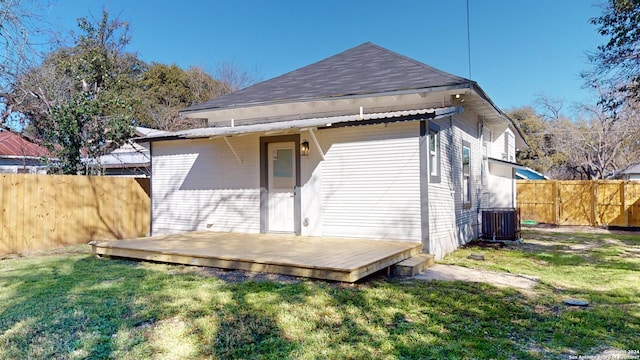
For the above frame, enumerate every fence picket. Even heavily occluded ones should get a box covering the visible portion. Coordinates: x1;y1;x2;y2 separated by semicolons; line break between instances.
0;174;150;256
517;180;640;227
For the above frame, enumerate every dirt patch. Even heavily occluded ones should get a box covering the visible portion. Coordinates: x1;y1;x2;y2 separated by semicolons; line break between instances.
413;264;539;290
524;225;638;236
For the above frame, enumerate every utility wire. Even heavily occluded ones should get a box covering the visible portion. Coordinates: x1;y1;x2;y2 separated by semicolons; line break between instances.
466;0;472;79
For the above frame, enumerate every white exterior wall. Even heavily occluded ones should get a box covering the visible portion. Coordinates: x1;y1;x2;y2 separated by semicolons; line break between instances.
307;122;422;242
453;112;483;250
427;117;457;259
491;128;516;162
486;125;518;208
487;163;516;208
426;112;485;259
150;111;509;259
151;136;261;235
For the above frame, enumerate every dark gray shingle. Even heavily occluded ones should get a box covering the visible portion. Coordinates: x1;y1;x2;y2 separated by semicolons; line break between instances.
182;42;470;113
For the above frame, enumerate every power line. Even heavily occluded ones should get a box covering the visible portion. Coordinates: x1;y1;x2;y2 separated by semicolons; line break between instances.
466;0;472;79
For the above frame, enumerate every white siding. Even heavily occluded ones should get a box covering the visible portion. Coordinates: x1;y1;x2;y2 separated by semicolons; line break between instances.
427;112;484;259
491;128;516;162
151;136;261;235
454;113;483;246
317;122;422;242
427;117;457;259
487;163;515;208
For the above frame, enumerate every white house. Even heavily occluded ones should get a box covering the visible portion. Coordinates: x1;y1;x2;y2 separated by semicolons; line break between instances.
614;163;640;180
140;43;526;259
95;127;166;177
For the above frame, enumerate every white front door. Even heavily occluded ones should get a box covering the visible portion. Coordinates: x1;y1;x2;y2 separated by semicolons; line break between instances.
268;142;295;232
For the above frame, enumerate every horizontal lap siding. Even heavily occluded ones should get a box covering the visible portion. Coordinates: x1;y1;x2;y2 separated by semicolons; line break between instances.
152;137;260;235
428;118;456;259
320;122;421;242
454;114;482;242
427;114;482;258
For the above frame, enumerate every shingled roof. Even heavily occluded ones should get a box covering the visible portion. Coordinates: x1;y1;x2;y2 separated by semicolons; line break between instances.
182;42;471;113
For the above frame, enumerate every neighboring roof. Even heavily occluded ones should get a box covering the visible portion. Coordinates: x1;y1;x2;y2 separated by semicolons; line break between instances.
182;42;471;113
135;126;168;138
94;127;159;168
98;150;150;169
620;163;640;175
141;106;462;141
0;130;49;157
515;167;548;180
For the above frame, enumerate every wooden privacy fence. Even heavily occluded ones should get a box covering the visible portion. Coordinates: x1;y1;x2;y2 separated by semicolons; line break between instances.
0;174;150;256
517;180;640;227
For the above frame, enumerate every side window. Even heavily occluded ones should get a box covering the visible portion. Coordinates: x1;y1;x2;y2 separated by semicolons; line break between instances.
504;132;514;162
462;141;471;209
429;123;440;183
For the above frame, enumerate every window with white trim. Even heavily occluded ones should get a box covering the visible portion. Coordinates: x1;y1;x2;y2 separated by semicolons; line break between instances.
462;141;471;209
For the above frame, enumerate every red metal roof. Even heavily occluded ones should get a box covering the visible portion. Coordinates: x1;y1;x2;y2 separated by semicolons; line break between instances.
0;131;50;157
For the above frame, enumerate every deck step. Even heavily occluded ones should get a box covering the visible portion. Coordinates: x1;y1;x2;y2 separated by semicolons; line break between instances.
394;254;435;277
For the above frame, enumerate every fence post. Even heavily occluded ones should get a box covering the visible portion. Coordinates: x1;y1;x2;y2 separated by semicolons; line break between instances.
592;181;597;227
623;181;629;227
554;180;560;225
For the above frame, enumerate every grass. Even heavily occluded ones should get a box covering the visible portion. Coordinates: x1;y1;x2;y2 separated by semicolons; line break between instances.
0;230;639;359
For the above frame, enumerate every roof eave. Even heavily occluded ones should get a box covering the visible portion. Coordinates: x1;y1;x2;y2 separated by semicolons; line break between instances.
141;106;463;143
470;83;528;150
179;83;473;118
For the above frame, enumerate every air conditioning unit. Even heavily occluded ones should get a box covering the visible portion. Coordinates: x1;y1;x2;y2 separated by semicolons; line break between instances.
481;208;521;241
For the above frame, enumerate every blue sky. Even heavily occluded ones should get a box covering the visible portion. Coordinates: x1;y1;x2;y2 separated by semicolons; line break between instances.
43;0;606;113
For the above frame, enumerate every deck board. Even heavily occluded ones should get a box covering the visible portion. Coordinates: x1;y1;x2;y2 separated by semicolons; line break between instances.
91;231;422;282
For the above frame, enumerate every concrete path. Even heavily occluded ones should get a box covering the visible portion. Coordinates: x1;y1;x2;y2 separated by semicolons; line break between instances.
414;264;539;290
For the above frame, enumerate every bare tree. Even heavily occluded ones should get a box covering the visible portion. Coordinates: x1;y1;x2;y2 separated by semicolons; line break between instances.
552;98;640;179
0;0;55;127
214;60;259;92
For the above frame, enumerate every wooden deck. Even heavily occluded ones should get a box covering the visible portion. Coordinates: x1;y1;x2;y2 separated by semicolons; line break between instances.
91;231;422;282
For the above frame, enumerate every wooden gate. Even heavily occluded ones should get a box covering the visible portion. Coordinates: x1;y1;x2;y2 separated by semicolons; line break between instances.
558;181;594;226
517;180;640;227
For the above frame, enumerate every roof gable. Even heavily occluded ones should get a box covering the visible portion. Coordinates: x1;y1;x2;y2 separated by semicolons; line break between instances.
183;42;470;112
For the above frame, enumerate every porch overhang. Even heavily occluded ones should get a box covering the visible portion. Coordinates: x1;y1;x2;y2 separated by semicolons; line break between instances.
488;157;527;169
135;106;463;143
488;157;528;176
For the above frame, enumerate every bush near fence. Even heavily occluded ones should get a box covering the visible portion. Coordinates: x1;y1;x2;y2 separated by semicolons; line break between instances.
0;174;150;256
517;180;640;227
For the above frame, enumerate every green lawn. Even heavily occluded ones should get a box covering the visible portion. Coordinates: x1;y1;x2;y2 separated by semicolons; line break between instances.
1;229;639;359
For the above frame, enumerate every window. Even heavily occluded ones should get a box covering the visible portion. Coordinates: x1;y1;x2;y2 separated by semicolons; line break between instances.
428;123;440;183
504;132;514;162
462;141;471;209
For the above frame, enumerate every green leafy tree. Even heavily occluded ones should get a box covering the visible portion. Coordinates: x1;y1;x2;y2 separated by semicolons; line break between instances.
586;0;640;105
508;106;561;176
135;63;231;131
13;10;139;174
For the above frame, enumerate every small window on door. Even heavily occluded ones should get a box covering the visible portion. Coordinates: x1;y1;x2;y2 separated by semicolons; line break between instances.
272;148;294;189
462;141;471;209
